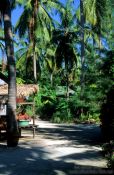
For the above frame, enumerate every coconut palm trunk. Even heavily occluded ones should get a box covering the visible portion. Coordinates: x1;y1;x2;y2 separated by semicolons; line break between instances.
65;58;69;99
80;0;85;95
3;0;19;147
29;0;39;83
33;50;37;82
50;73;53;87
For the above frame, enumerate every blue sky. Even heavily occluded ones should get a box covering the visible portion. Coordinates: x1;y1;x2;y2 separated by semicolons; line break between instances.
12;0;80;25
12;6;23;26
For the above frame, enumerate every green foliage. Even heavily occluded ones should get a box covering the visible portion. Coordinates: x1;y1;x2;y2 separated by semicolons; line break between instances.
102;141;114;169
68;86;100;121
110;153;114;169
34;82;100;124
34;84;74;123
51;98;73;123
16;77;25;84
51;109;73;123
2;0;113;127
34;85;56;119
25;106;34;117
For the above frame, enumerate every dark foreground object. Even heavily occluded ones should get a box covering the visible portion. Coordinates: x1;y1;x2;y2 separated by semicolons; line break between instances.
7;131;19;147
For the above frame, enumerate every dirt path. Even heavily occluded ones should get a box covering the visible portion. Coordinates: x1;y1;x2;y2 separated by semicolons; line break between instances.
0;120;113;175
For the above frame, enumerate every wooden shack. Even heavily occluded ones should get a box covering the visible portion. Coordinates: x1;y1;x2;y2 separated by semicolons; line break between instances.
0;84;38;99
0;84;39;134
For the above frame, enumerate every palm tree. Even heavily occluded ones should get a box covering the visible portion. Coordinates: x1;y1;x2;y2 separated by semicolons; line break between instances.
77;0;108;92
52;0;77;97
44;45;56;86
15;38;42;83
0;0;19;147
15;0;62;83
16;0;39;82
80;0;85;93
105;0;114;49
83;0;108;49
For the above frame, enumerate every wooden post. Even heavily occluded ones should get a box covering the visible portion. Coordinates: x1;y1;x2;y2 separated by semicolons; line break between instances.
33;102;35;138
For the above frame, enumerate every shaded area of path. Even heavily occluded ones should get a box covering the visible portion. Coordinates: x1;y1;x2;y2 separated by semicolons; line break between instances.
0;120;113;175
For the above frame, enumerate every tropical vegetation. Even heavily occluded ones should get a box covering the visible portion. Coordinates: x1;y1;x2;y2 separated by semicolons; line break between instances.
0;0;114;149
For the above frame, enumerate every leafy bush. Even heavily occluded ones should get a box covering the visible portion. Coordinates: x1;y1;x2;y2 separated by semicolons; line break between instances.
68;90;100;123
35;86;56;119
40;102;56;120
25;106;34;117
69;95;89;118
102;141;114;170
51;109;73;123
34;83;101;123
34;84;74;123
51;98;73;123
110;154;114;169
16;77;25;84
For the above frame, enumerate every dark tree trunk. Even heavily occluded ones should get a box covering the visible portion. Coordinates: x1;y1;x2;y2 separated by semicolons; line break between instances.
3;0;19;147
80;0;85;95
65;59;69;99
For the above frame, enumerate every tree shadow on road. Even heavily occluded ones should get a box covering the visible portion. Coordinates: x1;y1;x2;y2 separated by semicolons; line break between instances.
36;124;103;146
0;123;113;174
0;141;113;175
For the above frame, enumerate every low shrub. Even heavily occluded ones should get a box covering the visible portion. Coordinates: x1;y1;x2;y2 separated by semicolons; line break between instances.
51;108;73;123
102;141;114;170
35;86;56;120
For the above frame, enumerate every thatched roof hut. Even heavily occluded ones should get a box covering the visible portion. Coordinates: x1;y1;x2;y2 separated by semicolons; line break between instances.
0;84;39;104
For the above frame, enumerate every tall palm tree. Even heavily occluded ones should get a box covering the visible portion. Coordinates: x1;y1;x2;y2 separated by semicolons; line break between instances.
16;0;39;82
80;0;85;93
15;38;42;83
44;45;56;86
0;0;19;147
52;0;77;97
83;0;107;49
77;0;108;93
15;0;62;83
106;0;114;49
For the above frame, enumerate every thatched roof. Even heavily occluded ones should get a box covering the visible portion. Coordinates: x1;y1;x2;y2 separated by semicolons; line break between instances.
0;84;39;99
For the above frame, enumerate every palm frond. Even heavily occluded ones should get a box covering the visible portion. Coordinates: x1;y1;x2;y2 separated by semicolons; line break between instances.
16;52;26;69
15;47;27;60
0;41;5;54
15;8;31;38
42;0;64;15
